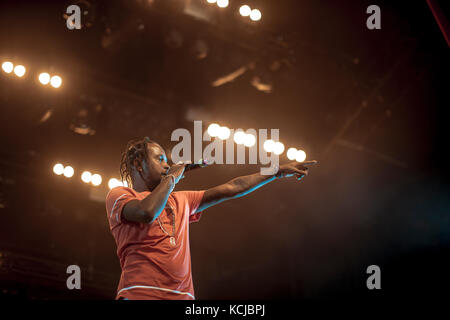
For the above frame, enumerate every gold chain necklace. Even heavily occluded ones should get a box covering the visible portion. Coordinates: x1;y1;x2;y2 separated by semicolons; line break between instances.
157;205;176;246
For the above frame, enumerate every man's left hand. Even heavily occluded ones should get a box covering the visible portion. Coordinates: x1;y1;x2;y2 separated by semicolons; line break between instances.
276;160;318;180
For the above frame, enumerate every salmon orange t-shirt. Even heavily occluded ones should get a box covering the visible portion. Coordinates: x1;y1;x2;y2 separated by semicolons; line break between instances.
105;186;205;300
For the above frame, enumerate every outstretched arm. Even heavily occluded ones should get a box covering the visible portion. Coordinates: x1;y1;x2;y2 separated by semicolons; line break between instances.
197;160;317;212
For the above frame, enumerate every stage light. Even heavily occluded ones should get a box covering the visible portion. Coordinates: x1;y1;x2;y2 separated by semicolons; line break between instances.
53;163;64;175
217;0;229;8
108;178;121;189
50;75;62;88
233;130;246;145
108;179;129;188
63;166;74;178
273;142;285;155
207;0;217;3
295;150;306;162
263;139;275;152
250;9;261;21
13;65;26;77
81;171;92;183
207;123;220;137
38;72;50;85
287;148;297;160
91;174;102;186
243;134;256;147
239;5;251;17
218;126;231;140
2;62;13;73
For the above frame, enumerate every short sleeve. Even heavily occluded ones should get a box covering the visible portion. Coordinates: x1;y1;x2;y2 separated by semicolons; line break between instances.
105;187;137;230
180;190;206;223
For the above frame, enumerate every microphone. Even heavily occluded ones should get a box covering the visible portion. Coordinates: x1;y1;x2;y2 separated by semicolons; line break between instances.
182;159;210;172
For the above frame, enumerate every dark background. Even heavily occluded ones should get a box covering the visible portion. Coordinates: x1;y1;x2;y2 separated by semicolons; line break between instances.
0;0;448;300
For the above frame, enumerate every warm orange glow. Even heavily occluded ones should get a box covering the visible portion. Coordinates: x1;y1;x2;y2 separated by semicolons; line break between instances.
250;9;262;21
217;0;229;8
13;65;26;77
287;148;297;160
239;5;251;17
295;150;307;162
53;163;64;175
263;140;275;152
207;123;220;137
50;75;62;88
91;174;102;186
81;171;92;183
39;73;51;85
63;166;74;178
2;62;13;73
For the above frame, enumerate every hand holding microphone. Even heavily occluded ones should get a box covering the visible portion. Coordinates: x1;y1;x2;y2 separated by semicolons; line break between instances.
183;158;210;172
168;159;211;185
166;164;186;184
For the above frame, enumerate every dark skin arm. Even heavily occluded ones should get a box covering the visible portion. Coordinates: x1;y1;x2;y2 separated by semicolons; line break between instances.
122;164;186;224
197;160;317;212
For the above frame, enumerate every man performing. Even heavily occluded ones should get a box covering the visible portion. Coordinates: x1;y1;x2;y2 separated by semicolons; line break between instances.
105;137;317;300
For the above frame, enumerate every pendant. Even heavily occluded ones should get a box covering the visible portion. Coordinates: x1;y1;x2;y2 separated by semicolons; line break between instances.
170;236;176;246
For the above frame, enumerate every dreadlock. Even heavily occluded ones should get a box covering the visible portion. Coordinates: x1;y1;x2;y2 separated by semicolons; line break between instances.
119;136;157;189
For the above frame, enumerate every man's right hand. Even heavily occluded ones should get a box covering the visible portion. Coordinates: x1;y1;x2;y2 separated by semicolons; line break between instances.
166;163;186;184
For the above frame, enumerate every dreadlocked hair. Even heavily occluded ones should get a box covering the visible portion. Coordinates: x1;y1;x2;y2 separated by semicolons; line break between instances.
119;136;157;189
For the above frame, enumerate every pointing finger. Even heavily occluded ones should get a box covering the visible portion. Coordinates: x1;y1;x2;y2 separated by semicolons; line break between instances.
302;160;318;166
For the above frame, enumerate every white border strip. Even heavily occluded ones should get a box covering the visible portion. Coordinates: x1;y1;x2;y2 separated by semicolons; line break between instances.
118;285;195;299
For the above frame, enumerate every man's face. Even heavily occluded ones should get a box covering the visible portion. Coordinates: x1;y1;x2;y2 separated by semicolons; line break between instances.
136;143;170;188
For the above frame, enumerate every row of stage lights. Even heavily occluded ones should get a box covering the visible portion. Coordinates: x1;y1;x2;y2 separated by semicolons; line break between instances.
206;123;308;162
52;163;127;189
2;61;62;88
52;121;307;190
205;0;262;21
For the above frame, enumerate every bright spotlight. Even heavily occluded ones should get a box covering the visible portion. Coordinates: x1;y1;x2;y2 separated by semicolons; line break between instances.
207;123;221;137
207;0;217;3
81;171;92;183
63;166;74;178
13;65;26;77
217;0;229;8
273;142;285;155
108;178;122;189
50;75;62;88
295;150;307;163
239;5;251;17
53;163;64;175
250;9;262;21
287;148;297;160
243;134;256;147
39;73;50;85
233;130;246;145
2;62;13;73
91;174;102;186
263;139;275;153
218;126;231;140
